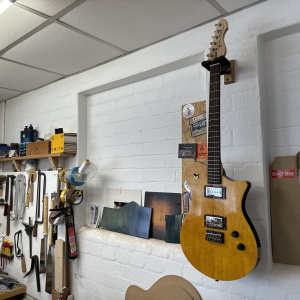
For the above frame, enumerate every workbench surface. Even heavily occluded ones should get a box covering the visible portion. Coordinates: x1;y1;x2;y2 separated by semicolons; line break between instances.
0;284;26;300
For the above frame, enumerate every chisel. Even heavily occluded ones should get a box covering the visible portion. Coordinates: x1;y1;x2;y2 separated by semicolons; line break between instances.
46;197;54;293
29;170;36;203
45;246;52;294
48;199;54;246
26;176;30;208
40;194;48;274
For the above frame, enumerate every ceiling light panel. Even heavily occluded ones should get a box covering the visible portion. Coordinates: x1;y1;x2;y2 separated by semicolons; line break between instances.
59;0;221;51
18;0;77;16
0;87;22;101
0;4;45;51
215;0;260;13
0;59;62;91
3;23;124;75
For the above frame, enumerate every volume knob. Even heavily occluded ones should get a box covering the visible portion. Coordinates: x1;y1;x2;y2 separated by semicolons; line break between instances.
231;231;239;238
237;243;245;251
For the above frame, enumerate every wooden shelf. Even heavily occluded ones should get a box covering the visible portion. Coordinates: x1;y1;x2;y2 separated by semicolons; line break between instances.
0;153;76;171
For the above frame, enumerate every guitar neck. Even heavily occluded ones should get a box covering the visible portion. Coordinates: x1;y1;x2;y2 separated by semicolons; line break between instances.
207;63;221;185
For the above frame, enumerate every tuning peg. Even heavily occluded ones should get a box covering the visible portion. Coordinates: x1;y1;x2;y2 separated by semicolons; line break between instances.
207;54;212;58
214;24;218;26
214;30;220;33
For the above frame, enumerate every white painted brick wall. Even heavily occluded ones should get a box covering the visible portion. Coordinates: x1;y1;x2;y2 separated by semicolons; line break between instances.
266;32;300;162
86;63;205;207
83;53;267;300
73;227;300;300
1;92;78;171
1;1;300;299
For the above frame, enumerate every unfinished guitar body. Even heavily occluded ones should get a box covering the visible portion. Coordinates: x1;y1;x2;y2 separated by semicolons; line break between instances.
125;275;201;300
180;161;261;281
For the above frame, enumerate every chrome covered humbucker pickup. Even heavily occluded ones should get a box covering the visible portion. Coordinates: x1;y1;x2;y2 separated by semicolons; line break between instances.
204;185;226;199
204;214;226;230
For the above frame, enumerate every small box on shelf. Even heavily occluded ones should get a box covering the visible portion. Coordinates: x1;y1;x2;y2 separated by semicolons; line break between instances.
51;133;77;154
26;141;51;156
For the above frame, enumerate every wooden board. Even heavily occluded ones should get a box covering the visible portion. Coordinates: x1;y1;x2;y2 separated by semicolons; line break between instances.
55;239;65;293
0;284;26;300
144;192;181;240
182;101;207;215
100;202;152;239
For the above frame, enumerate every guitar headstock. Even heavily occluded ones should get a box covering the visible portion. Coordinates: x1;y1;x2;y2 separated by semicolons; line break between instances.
207;19;228;60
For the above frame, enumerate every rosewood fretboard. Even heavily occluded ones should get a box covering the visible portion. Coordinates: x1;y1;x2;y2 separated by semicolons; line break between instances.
207;63;221;185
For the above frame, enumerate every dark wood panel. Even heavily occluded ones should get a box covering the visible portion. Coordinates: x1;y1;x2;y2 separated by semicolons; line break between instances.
144;192;181;241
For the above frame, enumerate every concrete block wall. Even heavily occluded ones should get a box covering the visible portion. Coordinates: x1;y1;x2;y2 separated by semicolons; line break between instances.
265;31;300;162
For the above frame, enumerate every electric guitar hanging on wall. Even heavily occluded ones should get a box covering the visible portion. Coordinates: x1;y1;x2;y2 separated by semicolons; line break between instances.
180;19;261;281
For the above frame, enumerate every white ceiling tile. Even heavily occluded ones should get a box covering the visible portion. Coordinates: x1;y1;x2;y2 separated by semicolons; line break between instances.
0;4;45;51
0;59;62;91
215;0;261;13
3;23;124;75
59;0;221;51
0;88;22;101
18;0;76;16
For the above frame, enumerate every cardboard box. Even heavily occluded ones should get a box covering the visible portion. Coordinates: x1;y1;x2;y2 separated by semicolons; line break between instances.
26;141;50;156
270;152;300;265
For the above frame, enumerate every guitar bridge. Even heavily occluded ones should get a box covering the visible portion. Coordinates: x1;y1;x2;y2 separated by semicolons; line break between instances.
205;230;224;244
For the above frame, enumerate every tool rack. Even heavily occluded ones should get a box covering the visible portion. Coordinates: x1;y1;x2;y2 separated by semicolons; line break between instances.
1;251;14;261
0;153;75;172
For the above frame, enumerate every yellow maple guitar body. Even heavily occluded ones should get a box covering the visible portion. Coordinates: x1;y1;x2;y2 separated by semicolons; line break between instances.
180;161;261;281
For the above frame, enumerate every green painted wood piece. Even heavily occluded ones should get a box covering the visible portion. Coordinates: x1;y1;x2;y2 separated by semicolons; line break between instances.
100;202;152;239
165;215;182;244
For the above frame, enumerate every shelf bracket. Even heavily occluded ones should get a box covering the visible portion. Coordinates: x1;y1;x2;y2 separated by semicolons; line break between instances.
12;160;22;172
49;157;58;170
